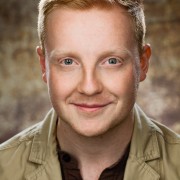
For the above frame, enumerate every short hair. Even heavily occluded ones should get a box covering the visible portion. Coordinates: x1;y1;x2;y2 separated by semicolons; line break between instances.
38;0;146;55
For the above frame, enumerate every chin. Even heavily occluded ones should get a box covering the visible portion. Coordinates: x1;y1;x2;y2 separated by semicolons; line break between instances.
72;123;113;138
76;130;106;138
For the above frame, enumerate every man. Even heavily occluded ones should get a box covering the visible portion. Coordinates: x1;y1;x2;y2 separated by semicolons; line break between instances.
0;0;179;179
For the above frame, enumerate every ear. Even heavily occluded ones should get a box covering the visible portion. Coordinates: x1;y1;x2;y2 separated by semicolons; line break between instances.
36;46;47;83
140;44;151;82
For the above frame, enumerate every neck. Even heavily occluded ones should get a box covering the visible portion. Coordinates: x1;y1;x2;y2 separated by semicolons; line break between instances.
56;113;134;179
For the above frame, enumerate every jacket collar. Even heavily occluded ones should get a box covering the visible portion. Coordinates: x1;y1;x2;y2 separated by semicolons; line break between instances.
25;109;61;180
28;105;162;164
28;109;58;165
130;105;161;161
124;105;161;180
27;105;162;179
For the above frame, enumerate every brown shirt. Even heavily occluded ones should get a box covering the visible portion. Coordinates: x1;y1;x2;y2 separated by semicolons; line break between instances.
57;144;130;180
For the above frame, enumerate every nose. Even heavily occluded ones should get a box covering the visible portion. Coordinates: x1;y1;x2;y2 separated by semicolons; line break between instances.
77;68;103;96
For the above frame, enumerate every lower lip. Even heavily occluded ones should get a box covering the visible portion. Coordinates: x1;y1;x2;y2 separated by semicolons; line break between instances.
74;105;107;113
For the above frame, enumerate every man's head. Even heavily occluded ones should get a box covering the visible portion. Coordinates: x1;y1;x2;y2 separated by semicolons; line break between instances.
37;0;151;137
38;0;146;55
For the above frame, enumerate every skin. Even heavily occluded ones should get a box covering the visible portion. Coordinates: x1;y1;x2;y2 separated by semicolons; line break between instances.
37;5;151;180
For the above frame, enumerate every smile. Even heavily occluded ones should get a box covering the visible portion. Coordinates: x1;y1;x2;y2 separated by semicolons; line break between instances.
72;103;111;113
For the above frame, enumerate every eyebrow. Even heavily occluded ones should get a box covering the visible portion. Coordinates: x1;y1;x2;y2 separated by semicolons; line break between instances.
48;47;133;61
99;48;133;59
49;49;77;59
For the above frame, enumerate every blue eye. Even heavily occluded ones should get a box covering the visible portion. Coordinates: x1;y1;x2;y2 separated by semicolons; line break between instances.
63;58;73;65
108;58;119;64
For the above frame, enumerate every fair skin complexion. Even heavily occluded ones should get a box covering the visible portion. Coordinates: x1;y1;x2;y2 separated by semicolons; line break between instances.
37;5;151;180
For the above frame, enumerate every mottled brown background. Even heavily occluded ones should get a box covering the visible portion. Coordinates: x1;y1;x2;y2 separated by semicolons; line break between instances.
0;0;179;143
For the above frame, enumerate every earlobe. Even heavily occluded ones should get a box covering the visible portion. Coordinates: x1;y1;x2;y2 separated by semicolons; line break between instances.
36;46;47;83
140;44;151;82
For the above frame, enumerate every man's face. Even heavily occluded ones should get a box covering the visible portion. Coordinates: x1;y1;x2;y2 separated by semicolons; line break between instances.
38;6;150;137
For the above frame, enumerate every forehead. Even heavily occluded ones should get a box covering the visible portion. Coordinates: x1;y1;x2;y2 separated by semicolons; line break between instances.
45;5;137;56
45;5;133;32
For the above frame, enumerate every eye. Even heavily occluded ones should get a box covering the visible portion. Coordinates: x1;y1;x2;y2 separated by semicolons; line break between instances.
58;58;79;66
62;58;74;65
108;58;120;64
102;57;123;66
58;57;80;68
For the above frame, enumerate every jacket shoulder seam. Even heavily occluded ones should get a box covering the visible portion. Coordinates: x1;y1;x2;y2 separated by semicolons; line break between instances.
0;124;41;150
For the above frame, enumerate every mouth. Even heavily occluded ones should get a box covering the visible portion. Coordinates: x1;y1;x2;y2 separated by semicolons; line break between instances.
71;103;111;113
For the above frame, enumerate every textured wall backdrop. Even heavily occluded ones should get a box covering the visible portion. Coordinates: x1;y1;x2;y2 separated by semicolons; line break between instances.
0;0;180;143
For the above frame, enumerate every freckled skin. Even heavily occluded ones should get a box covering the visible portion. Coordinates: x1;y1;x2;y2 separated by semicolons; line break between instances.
37;6;150;137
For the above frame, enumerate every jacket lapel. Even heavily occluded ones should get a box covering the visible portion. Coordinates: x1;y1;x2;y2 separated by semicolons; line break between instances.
24;109;63;180
24;105;163;180
124;105;162;180
124;157;160;180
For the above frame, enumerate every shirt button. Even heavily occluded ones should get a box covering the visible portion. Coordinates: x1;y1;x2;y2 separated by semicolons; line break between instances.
62;154;71;163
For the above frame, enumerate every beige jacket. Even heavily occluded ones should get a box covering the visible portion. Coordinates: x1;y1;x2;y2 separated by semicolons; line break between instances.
0;105;180;180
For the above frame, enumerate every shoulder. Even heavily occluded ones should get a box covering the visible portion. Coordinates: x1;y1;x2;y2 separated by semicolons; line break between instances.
134;105;180;177
0;122;42;178
134;104;180;145
152;119;180;161
152;119;180;144
134;104;180;162
0;108;56;151
151;120;180;177
0;109;58;179
0;121;42;150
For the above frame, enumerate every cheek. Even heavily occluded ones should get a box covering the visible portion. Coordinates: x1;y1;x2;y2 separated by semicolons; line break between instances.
101;66;136;95
47;67;79;100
